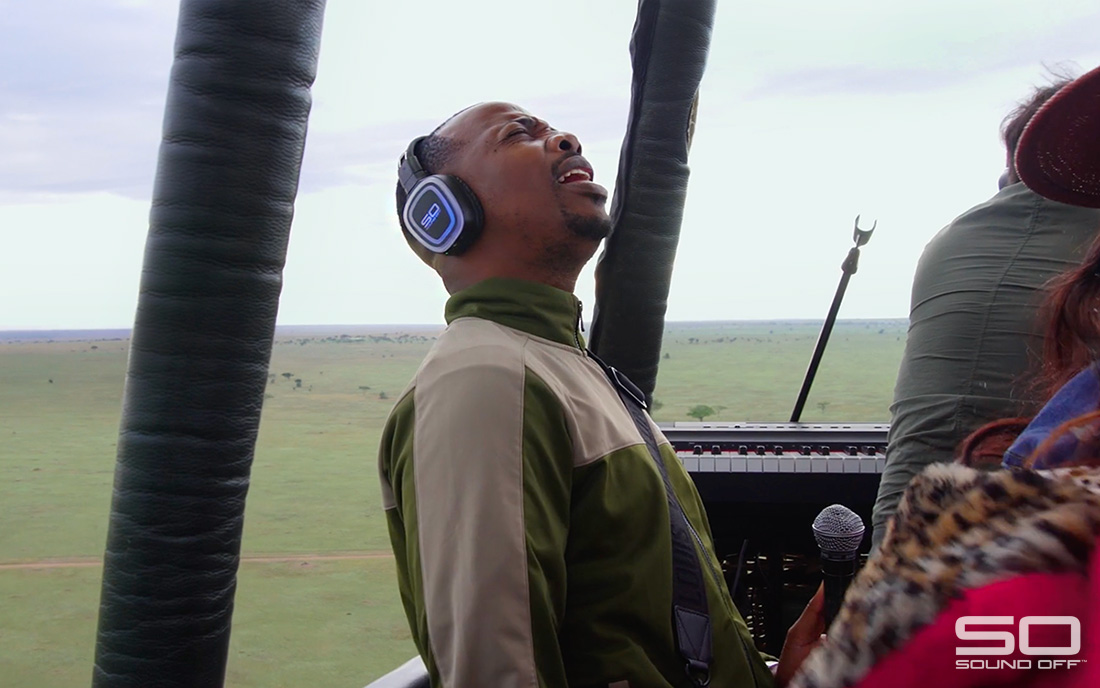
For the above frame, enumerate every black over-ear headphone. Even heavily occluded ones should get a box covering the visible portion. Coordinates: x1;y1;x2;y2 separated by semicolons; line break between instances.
397;136;485;255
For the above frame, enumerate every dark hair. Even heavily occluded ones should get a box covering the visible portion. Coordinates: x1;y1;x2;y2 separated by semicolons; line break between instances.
1000;75;1074;180
1037;236;1100;395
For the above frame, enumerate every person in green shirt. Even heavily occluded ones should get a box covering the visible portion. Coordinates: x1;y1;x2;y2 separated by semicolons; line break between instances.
871;77;1100;547
378;102;824;688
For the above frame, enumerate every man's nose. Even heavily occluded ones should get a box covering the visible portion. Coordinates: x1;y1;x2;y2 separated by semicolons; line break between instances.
548;131;582;155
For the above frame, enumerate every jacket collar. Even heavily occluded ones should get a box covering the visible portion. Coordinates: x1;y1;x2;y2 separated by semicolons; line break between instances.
444;277;585;349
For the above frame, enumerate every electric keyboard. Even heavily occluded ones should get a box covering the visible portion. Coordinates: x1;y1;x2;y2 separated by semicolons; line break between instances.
661;422;887;505
659;421;888;543
660;422;889;652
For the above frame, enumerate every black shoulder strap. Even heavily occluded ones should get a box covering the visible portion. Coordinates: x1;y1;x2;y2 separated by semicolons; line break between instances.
587;351;713;687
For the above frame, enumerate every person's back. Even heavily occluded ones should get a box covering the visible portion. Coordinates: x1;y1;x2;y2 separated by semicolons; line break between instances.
792;66;1100;688
872;79;1100;546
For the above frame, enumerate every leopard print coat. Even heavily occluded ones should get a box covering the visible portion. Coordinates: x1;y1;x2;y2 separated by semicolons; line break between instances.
790;463;1100;688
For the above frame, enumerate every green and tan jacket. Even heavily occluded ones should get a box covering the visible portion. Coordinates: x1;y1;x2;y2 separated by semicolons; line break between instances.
379;278;772;688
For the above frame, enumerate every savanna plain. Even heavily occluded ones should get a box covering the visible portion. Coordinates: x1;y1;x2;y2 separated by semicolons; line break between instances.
0;320;906;687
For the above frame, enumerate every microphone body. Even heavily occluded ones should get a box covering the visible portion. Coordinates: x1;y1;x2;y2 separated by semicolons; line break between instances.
819;550;859;627
812;504;865;628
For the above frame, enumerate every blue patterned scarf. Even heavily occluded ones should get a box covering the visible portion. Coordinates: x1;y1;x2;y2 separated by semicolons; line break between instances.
1003;363;1100;469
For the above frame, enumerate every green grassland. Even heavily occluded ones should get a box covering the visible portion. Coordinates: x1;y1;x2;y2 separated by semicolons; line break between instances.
0;320;906;686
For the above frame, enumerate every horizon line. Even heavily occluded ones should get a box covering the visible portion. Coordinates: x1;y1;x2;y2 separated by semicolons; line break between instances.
0;316;910;334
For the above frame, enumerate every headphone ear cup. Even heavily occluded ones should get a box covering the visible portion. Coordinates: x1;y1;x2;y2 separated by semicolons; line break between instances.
435;175;484;255
401;173;483;256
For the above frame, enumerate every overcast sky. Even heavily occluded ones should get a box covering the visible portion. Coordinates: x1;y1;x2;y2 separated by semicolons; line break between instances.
2;0;1099;329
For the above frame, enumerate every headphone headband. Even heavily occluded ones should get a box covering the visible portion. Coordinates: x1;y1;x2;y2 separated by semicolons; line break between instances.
398;136;427;194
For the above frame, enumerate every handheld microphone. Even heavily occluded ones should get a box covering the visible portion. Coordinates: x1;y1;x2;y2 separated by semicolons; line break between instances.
812;504;865;628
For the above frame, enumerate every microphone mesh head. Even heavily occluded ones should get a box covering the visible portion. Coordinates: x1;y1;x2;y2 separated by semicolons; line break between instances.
812;504;865;555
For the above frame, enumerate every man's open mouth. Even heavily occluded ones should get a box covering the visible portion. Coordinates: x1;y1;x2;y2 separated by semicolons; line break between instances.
553;154;607;202
557;168;593;184
555;156;595;184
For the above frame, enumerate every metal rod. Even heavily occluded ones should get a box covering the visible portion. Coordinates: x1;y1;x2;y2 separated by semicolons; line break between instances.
790;217;876;423
790;268;853;422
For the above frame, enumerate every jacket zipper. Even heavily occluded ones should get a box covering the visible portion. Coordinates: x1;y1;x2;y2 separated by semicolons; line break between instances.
575;300;585;350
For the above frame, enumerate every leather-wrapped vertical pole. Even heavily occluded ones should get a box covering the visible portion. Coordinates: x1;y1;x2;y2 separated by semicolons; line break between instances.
93;2;326;686
589;0;717;402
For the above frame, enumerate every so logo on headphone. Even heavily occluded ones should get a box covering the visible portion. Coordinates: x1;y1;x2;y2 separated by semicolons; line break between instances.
397;136;485;255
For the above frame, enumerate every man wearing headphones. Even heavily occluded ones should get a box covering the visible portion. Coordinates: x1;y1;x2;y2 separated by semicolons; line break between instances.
378;102;823;688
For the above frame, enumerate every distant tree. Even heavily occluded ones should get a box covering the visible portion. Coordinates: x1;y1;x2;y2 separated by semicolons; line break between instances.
48;379;53;384
379;391;388;400
295;379;302;388
281;372;293;381
651;399;664;411
687;405;716;422
817;401;830;414
358;385;371;392
663;352;670;360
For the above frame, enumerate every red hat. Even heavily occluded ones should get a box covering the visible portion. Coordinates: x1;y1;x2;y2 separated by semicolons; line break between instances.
1015;64;1100;208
